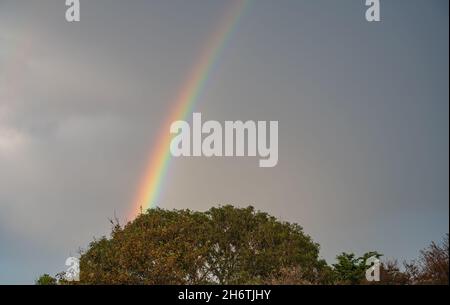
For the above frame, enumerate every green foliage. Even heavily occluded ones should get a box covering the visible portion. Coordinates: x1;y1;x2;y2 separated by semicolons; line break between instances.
78;205;331;284
35;274;57;285
205;206;328;284
332;251;382;285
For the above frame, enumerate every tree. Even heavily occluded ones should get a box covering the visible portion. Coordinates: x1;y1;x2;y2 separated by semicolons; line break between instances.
405;234;449;285
204;206;330;284
371;234;449;285
375;260;410;285
80;208;211;284
35;274;57;285
78;205;330;284
333;252;382;285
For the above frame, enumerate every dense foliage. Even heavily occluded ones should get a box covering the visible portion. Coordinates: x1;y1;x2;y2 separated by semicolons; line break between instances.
77;206;331;284
37;206;448;285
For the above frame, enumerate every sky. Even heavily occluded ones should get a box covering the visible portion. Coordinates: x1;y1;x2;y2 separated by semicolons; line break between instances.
0;0;448;284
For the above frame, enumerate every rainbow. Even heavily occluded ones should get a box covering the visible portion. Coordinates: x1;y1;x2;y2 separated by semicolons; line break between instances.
130;0;250;218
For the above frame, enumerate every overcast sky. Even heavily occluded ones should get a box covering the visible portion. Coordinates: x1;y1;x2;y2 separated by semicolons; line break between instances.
0;0;448;284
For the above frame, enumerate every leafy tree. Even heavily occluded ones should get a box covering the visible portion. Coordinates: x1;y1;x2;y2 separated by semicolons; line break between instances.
332;236;449;285
78;205;331;284
376;260;410;285
80;208;211;284
376;235;449;285
35;274;57;285
204;206;330;284
333;251;382;285
405;234;449;285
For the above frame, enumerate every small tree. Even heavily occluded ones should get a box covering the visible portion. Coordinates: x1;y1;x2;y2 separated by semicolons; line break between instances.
405;234;449;285
35;274;57;285
375;260;410;285
333;252;382;285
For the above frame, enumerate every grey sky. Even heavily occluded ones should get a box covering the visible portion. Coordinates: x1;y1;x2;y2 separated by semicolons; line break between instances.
0;0;448;284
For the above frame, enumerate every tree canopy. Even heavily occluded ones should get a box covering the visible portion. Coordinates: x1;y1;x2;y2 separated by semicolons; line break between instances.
35;274;57;285
332;252;382;284
78;205;331;284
